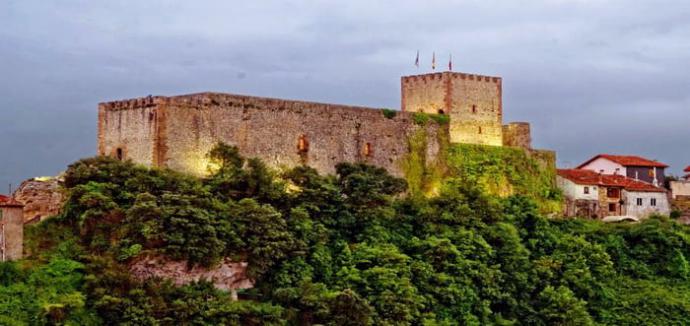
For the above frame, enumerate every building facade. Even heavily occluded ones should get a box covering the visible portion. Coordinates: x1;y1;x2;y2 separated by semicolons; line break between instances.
557;169;669;219
98;72;542;177
577;154;667;186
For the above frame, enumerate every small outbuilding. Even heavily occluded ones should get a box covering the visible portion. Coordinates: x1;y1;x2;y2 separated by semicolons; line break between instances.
0;194;24;261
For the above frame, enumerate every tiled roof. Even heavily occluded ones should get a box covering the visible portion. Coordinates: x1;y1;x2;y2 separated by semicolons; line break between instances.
0;194;23;207
685;166;690;173
577;154;668;168
557;169;666;193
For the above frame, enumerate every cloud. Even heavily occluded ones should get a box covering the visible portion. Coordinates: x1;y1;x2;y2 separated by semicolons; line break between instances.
1;0;689;189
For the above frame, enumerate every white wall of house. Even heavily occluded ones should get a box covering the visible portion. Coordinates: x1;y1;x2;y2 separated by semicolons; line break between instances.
580;158;626;176
623;191;670;218
557;176;599;201
670;181;690;199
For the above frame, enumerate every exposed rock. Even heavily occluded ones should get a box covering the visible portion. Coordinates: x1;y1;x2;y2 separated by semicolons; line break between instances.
129;255;253;298
13;176;64;223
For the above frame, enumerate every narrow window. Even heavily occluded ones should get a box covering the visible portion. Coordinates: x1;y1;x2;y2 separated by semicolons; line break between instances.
651;198;657;206
297;135;309;153
472;105;477;114
149;112;155;122
609;203;616;212
478;126;482;134
438;109;445;114
636;198;643;206
116;148;124;161
584;187;590;194
363;142;372;157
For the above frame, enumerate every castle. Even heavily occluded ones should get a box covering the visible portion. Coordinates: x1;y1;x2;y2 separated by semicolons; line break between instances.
98;71;536;177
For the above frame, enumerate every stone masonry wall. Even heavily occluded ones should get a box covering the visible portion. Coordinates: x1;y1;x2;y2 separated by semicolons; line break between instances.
448;73;503;146
98;96;165;166
1;204;23;261
401;72;503;146
503;122;532;149
100;93;443;178
401;72;447;115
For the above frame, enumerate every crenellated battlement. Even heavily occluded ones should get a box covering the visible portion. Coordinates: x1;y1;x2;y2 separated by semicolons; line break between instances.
99;96;166;111
402;71;501;84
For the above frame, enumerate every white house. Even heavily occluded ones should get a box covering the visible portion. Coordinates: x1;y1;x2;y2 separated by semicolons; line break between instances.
577;154;668;187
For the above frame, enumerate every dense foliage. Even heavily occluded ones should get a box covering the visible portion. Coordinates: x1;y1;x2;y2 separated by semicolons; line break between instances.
2;143;690;325
446;144;562;214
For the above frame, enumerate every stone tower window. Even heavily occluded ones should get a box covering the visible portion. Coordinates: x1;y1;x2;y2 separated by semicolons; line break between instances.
297;135;309;153
472;105;477;114
363;142;373;157
478;126;482;134
116;148;124;161
438;109;445;114
149;112;155;122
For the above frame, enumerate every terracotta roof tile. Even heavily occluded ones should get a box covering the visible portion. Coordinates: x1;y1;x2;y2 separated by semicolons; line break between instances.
557;169;666;193
577;154;668;168
0;194;24;207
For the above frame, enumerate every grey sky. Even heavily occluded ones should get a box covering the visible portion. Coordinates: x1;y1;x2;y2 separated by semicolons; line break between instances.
1;0;689;190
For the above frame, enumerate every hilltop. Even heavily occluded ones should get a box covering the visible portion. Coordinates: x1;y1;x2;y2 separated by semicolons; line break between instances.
1;144;689;325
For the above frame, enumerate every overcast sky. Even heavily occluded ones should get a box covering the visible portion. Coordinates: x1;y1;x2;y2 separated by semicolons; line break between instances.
1;0;689;190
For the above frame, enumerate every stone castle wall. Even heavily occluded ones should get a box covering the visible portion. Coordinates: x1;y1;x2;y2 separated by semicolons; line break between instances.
503;122;532;149
98;96;165;168
99;93;444;177
401;72;503;146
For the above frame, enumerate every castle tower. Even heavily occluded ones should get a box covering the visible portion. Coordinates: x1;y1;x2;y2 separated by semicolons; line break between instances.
401;72;503;146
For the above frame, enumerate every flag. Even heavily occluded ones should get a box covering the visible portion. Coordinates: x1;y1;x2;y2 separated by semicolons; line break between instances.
432;52;436;70
414;50;419;67
448;54;452;71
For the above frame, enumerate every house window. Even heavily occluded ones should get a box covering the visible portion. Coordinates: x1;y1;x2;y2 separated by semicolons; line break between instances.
648;169;654;177
584;187;590;194
116;148;124;161
472;105;477;114
607;188;620;198
363;142;372;157
297;135;309;153
609;203;617;212
636;198;643;206
651;198;657;206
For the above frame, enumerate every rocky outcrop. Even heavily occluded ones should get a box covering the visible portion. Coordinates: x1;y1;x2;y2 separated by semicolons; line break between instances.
13;177;64;223
129;255;253;299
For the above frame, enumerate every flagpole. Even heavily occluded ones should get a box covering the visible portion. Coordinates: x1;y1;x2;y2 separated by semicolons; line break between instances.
414;50;419;69
432;52;436;70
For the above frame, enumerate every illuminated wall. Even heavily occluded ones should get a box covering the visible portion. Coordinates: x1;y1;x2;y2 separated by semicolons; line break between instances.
401;72;503;146
99;93;444;177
